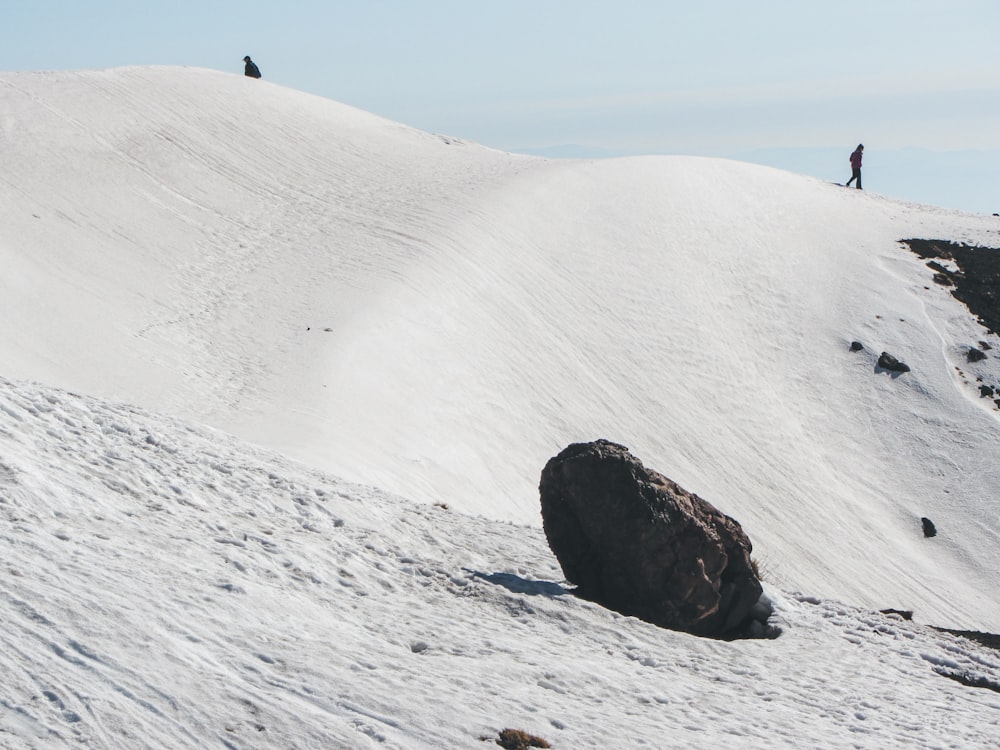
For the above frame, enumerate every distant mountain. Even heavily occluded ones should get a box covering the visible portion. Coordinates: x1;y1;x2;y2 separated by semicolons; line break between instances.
512;143;639;159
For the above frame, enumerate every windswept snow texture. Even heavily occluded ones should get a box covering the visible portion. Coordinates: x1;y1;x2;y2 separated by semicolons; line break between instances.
1;376;999;749
1;65;1000;746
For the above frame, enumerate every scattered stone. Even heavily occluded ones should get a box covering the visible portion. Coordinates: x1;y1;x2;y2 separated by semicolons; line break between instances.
926;260;955;287
539;440;771;639
496;728;551;749
980;385;995;399
850;341;864;352
921;517;937;538
877;352;911;373
967;347;987;363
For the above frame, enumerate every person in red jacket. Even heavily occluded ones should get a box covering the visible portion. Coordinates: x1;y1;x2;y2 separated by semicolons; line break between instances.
845;144;864;189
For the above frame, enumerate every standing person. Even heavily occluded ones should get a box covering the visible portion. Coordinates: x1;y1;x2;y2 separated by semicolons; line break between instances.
243;56;261;79
845;144;864;189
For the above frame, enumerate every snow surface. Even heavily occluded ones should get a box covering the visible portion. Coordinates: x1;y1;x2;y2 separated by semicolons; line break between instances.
1;66;1000;748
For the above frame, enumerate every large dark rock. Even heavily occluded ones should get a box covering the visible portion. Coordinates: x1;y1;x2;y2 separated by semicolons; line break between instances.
539;440;766;639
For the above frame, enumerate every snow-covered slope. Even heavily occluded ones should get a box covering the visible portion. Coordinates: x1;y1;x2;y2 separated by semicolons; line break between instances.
2;375;999;749
1;65;999;638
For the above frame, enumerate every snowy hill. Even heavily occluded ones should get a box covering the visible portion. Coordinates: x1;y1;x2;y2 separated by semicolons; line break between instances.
1;66;1000;746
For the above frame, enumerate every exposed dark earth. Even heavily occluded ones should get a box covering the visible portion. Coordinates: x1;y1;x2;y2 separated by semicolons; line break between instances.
902;238;1000;408
902;238;1000;336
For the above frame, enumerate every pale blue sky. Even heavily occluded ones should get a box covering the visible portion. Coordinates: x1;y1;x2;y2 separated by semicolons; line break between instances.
4;1;1000;210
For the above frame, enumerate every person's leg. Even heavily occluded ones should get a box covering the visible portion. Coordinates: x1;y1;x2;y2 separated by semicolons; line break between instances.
856;169;862;190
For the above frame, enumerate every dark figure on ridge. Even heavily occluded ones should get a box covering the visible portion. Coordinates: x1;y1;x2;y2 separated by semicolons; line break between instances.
845;143;863;189
243;56;261;79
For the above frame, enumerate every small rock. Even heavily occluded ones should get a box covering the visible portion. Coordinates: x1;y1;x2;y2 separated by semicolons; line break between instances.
878;352;910;372
921;517;937;538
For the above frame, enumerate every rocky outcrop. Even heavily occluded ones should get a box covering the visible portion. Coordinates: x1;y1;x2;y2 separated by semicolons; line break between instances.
902;239;1000;337
539;440;769;639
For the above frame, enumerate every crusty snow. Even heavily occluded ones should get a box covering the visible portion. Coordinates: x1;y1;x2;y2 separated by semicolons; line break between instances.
1;66;999;748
